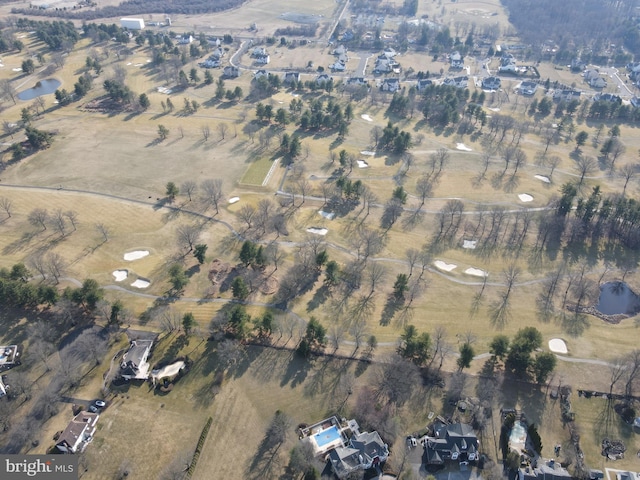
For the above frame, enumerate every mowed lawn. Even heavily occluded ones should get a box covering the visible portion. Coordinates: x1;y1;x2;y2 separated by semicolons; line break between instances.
73;343;359;480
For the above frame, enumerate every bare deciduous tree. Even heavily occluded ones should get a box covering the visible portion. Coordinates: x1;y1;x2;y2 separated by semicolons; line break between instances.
46;253;66;283
28;208;48;231
64;210;78;231
201;179;224;214
0;197;12;218
51;209;67;236
201;124;211;141
218;122;229;141
181;180;197;201
176;223;202;252
96;223;110;243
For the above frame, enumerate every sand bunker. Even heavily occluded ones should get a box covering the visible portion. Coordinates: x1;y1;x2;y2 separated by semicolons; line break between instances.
549;338;568;354
434;260;457;272
535;174;551;183
131;278;151;288
456;143;472;151
306;227;328;235
357;160;369;168
12;68;22;72
489;107;500;112
360;151;376;156
465;267;488;277
228;197;240;204
361;114;373;122
463;240;477;249
152;360;185;380
124;250;149;261
318;210;335;220
518;194;534;202
112;270;128;282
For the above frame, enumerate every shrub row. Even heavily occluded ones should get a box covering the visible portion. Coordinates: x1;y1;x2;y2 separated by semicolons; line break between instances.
187;416;213;477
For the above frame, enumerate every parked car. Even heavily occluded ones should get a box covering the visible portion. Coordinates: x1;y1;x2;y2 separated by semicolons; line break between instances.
94;400;106;408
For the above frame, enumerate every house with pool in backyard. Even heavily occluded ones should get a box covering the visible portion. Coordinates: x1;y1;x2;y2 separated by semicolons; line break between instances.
299;416;389;478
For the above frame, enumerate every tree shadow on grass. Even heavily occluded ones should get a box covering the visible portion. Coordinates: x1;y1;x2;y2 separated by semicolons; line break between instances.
280;350;312;388
306;285;331;312
380;296;402;326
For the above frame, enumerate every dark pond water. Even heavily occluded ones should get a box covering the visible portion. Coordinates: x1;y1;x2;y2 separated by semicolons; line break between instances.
596;281;640;315
17;78;61;101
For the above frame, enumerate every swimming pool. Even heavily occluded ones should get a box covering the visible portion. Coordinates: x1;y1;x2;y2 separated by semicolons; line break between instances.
510;421;527;447
313;425;341;448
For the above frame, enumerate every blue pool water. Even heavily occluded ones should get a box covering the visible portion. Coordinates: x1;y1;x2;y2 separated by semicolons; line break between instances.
314;425;341;448
510;421;527;445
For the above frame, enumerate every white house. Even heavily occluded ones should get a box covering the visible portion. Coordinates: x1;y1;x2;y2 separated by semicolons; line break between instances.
56;412;100;453
381;78;400;92
518;81;538;95
417;78;433;91
316;74;332;85
482;76;501;90
120;340;153;380
328;431;389;479
254;69;268;79
443;76;469;89
284;72;301;84
450;51;463;69
177;35;194;45
254;54;270;64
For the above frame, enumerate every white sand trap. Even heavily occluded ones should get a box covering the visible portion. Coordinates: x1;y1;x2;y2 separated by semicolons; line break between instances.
357;160;369;168
456;143;472;151
112;270;128;282
146;59;152;63
361;114;373;122
535;174;551;183
151;360;185;380
228;197;240;204
489;107;500;112
318;210;335;220
360;151;376;156
463;240;477;249
434;260;457;272
126;62;132;65
307;227;328;235
465;267;488;277
12;68;22;72
124;250;149;261
549;338;568;354
518;193;534;202
131;278;151;288
135;63;143;67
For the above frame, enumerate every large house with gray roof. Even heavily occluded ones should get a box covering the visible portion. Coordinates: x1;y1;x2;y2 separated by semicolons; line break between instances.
120;339;153;380
424;421;479;465
56;411;99;453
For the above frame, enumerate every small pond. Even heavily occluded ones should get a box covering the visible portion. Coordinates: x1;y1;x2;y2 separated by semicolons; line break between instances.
17;78;61;101
596;281;640;316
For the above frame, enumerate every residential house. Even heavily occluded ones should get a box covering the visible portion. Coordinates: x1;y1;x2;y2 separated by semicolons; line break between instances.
255;53;270;64
0;375;6;397
347;77;367;86
56;412;99;453
450;51;464;69
223;65;239;78
594;92;622;104
252;46;268;57
328;431;390;479
519;459;573;480
254;69;268;79
553;89;581;101
417;79;433;91
120;339;153;380
199;58;220;68
177;35;194;45
571;58;586;72
209;47;225;60
332;45;348;56
584;69;606;88
341;30;354;42
374;58;393;74
330;60;347;71
316;74;332;85
0;345;19;369
443;76;469;89
381;78;400;92
631;97;640;108
284;72;301;85
299;417;389;480
424;421;479;465
482;76;501;90
616;473;640;480
518;81;538;95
